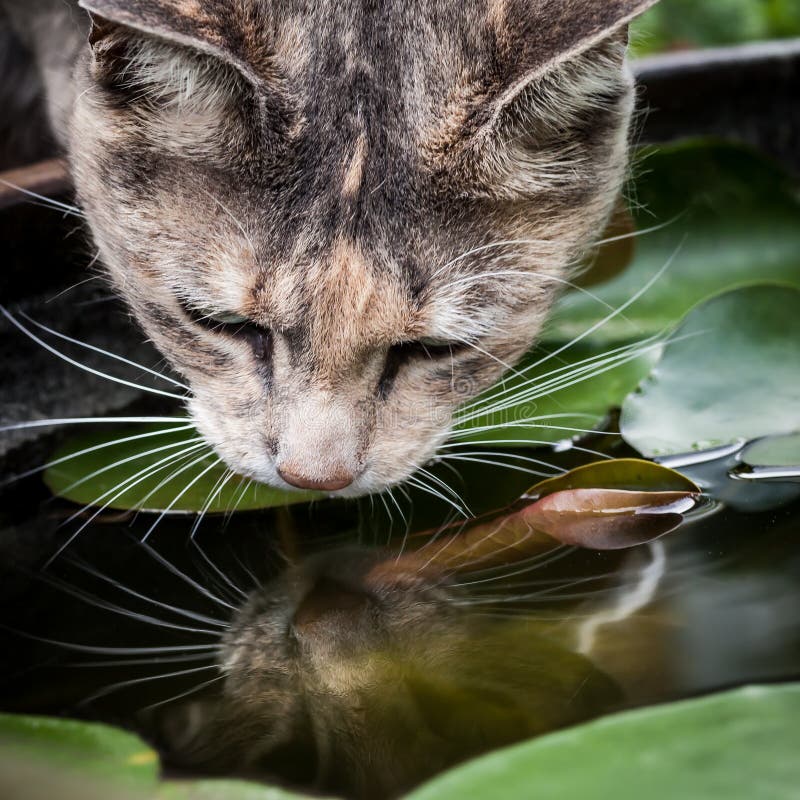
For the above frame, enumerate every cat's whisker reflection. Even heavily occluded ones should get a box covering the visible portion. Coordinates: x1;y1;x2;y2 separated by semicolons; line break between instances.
64;554;229;628
78;663;221;709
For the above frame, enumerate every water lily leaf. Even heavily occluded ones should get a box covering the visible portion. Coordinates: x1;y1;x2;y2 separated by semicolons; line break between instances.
741;433;800;470
620;285;800;458
0;715;326;800
43;425;317;513
0;713;158;792
453;343;659;446
531;458;698;497
544;142;800;346
405;459;699;571
407;684;800;800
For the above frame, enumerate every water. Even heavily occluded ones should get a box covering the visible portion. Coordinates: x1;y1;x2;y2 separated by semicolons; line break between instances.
1;435;798;798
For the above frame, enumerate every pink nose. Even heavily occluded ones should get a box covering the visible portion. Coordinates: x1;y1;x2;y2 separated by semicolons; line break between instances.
277;465;354;492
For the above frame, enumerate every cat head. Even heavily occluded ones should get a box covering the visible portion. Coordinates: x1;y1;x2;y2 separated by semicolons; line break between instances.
70;0;657;496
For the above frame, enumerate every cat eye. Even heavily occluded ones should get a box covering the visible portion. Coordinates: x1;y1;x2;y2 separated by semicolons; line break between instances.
180;303;273;359
199;309;251;326
391;338;470;360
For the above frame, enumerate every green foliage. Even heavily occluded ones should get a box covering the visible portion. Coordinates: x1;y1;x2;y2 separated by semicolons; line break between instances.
408;684;800;800
620;285;800;457
0;715;321;800
631;0;800;57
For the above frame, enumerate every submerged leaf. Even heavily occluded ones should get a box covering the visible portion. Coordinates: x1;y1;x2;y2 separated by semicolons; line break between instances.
620;285;800;458
43;425;317;513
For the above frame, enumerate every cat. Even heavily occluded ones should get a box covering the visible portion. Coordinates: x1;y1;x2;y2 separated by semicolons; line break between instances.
1;0;658;497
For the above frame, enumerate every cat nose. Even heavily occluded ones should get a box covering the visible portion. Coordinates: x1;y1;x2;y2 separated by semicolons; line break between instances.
277;464;354;492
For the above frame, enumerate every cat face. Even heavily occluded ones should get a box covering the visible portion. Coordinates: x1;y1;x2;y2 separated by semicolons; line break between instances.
69;0;655;495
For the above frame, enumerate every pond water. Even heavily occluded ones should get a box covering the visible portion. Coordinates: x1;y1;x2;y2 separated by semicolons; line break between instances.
1;436;798;799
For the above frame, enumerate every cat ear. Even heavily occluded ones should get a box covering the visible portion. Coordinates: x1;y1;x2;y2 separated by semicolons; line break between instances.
78;0;259;84
496;0;659;77
487;0;658;120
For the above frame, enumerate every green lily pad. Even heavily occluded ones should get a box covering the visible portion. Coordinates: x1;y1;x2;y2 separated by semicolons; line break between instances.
452;343;659;446
43;425;317;513
0;714;325;800
545;141;800;346
741;433;800;469
620;285;800;457
407;684;800;800
0;714;158;792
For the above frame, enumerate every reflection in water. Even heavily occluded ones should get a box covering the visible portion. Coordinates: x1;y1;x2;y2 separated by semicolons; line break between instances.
158;547;620;798
0;496;799;799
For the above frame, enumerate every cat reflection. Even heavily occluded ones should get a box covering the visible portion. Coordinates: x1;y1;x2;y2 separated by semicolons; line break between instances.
156;546;622;799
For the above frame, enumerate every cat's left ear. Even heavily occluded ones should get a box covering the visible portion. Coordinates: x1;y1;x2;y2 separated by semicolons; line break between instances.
498;0;659;77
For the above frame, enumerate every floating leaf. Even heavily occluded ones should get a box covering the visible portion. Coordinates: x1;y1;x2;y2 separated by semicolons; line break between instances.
43;425;318;513
545;142;800;346
405;460;699;572
620;285;800;458
532;458;698;497
740;433;800;471
0;714;324;800
0;714;158;793
453;344;658;446
407;684;800;800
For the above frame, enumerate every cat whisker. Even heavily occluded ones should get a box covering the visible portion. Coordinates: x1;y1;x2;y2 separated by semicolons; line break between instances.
19;311;190;390
46;441;208;567
447;545;576;589
64;555;229;628
415;466;472;515
141;456;225;542
0;415;188;434
438;453;557;479
189;467;235;540
0;625;221;656
30;571;223;637
0;305;187;401
404;474;470;519
57;437;207;520
140;672;227;713
0;178;84;217
77;663;221;708
453;335;656;420
135;539;237;611
65;652;216;669
189;537;249;604
45;274;104;303
0;423;195;488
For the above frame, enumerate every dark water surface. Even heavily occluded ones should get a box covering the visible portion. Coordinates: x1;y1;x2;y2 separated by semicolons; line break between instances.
0;439;798;798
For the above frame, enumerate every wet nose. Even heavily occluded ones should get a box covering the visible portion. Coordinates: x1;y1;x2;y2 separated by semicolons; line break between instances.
277;465;354;492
